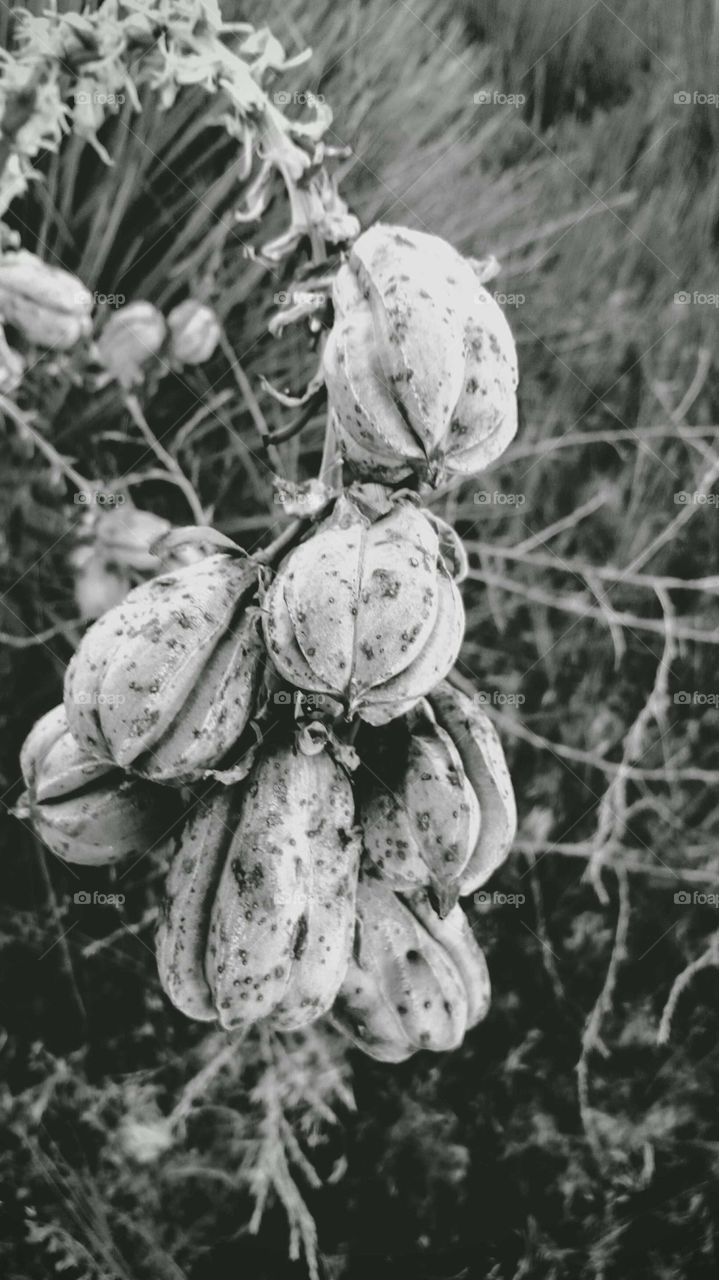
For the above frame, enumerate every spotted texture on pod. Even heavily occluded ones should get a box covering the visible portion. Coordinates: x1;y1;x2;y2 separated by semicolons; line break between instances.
323;224;518;484
156;789;237;1021
19;702;174;865
20;705;111;800
30;775;172;866
405;890;491;1028
263;497;465;725
361;711;480;915
272;760;361;1032
332;878;469;1061
64;554;264;784
206;742;358;1031
429;681;517;894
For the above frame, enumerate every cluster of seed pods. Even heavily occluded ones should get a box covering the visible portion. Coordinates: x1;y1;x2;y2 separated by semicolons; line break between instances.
18;221;519;1061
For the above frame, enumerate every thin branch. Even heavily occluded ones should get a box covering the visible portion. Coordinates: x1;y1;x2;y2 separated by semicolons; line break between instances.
658;933;719;1045
124;393;205;524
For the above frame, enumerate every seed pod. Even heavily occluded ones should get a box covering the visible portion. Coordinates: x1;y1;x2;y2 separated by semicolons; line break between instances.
263;494;465;725
167;300;221;365
0;250;93;348
332;878;469;1062
405;890;491;1028
323;224;518;484
428;681;516;894
156;789;236;1022
19;705;175;865
64;554;265;784
96;301;166;388
360;704;480;915
206;738;359;1032
70;503;173;621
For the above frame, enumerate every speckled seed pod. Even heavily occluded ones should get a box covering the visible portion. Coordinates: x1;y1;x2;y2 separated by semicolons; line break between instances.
0;250;93;349
263;495;465;726
360;703;480;915
331;878;469;1062
206;739;360;1032
19;704;175;865
404;889;491;1029
156;788;237;1021
323;224;518;484
64;554;265;784
428;681;517;894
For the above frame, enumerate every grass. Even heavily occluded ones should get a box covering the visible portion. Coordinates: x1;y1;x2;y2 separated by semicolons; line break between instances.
2;1;719;1277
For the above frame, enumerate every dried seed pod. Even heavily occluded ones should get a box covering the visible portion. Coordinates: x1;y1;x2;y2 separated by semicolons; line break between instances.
332;878;469;1062
167;299;221;365
0;250;93;348
95;301;166;388
156;789;237;1022
405;890;491;1028
19;705;175;866
70;503;173;621
263;494;465;725
323;224;518;484
360;704;480;915
64;554;265;784
206;738;359;1032
429;681;516;894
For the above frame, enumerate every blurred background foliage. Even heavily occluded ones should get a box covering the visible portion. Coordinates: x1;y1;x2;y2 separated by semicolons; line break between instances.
1;1;719;1277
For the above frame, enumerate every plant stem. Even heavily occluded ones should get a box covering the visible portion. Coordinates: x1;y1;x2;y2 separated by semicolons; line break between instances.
0;392;89;491
124;392;205;523
219;328;284;476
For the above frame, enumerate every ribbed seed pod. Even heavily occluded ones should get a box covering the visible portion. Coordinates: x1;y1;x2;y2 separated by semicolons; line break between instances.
0;250;93;348
323;224;518;484
64;554;265;784
156;788;237;1022
405;890;491;1028
19;705;175;866
263;494;464;726
428;681;517;893
206;738;359;1031
360;704;480;915
332;878;469;1062
95;301;166;388
167;300;221;365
